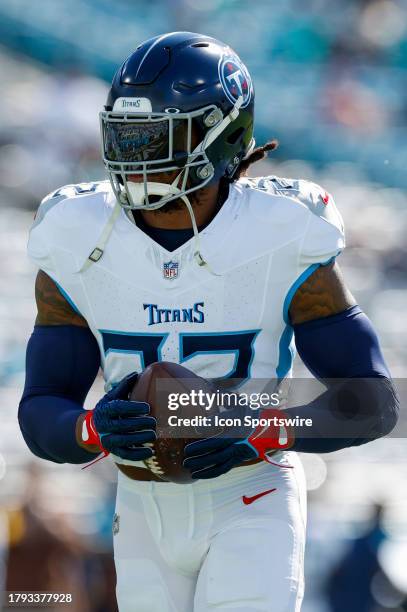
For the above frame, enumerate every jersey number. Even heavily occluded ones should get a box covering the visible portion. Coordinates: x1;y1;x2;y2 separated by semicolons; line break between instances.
100;330;259;381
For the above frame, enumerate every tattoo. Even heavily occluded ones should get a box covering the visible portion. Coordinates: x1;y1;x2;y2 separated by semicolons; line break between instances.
35;270;88;327
289;262;356;325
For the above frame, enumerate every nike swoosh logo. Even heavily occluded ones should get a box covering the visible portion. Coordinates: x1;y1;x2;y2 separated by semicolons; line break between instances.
278;425;288;446
242;488;277;505
82;420;89;442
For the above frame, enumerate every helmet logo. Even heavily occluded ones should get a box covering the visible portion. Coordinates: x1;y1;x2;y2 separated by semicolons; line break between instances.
219;55;252;108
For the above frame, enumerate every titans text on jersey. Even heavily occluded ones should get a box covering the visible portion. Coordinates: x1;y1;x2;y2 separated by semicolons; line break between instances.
143;302;205;326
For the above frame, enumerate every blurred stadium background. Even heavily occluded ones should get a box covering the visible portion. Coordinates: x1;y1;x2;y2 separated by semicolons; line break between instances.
0;0;407;610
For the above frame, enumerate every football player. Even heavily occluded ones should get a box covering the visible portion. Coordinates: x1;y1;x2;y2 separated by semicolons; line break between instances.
19;32;398;611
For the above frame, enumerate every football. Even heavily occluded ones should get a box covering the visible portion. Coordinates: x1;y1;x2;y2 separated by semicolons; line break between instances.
130;361;214;484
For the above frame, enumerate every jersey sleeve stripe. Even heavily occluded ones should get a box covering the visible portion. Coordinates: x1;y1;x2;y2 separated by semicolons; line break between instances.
275;325;295;380
54;280;82;316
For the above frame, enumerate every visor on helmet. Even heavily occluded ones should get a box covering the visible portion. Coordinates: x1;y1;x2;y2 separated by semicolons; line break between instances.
104;119;189;163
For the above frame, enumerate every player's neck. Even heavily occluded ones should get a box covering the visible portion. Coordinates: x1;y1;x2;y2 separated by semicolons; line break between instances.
139;183;223;230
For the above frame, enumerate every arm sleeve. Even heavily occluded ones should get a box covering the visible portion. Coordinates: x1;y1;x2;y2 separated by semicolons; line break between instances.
18;325;101;464
286;306;399;453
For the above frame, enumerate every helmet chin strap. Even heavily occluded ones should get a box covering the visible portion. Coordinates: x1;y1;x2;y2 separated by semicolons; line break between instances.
126;174;220;275
79;171;220;275
124;174;184;210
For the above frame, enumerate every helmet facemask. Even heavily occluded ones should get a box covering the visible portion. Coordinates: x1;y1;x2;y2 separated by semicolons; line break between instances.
99;96;248;211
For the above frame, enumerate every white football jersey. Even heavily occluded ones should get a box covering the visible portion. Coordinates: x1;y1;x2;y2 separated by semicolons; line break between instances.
28;176;344;391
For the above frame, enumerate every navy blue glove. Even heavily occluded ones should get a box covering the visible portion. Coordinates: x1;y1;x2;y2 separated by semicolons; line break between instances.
88;372;156;462
183;436;257;479
183;408;294;480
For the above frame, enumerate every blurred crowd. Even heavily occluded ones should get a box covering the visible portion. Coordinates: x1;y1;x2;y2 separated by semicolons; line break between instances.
0;0;407;610
1;0;407;192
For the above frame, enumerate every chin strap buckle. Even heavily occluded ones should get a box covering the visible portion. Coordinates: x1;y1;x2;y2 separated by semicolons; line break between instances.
89;248;104;262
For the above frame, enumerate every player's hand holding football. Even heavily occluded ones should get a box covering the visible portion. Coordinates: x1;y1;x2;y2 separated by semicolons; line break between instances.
82;372;157;461
183;408;294;480
183;435;257;480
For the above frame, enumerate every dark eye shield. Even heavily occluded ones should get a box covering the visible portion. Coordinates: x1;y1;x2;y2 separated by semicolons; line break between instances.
104;119;189;164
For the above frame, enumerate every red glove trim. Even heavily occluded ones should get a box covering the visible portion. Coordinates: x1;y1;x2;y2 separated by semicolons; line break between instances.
80;411;110;470
82;410;106;451
247;409;294;463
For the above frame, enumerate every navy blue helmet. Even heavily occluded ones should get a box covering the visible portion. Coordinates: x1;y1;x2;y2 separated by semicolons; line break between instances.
100;31;255;210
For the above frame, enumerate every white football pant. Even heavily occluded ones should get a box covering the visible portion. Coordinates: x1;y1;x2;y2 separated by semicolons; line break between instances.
114;452;306;612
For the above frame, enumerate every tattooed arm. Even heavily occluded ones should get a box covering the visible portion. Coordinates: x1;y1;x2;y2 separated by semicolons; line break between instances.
283;261;398;452
18;271;101;462
289;262;355;324
35;270;88;327
35;271;99;451
288;260;389;378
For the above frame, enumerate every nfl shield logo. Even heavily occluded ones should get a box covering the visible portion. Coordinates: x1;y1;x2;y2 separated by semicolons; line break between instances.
163;261;179;280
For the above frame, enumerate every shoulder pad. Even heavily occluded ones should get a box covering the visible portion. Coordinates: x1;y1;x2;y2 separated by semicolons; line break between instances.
247;175;330;207
33;181;110;229
242;175;341;224
260;176;300;195
240;175;300;196
41;181;108;204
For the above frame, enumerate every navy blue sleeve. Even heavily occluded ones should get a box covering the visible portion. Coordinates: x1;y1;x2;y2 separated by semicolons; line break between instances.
287;306;399;453
18;325;101;464
293;305;390;379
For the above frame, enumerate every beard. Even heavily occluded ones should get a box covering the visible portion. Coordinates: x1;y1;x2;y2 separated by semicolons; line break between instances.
152;188;202;214
127;169;227;222
138;172;212;215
